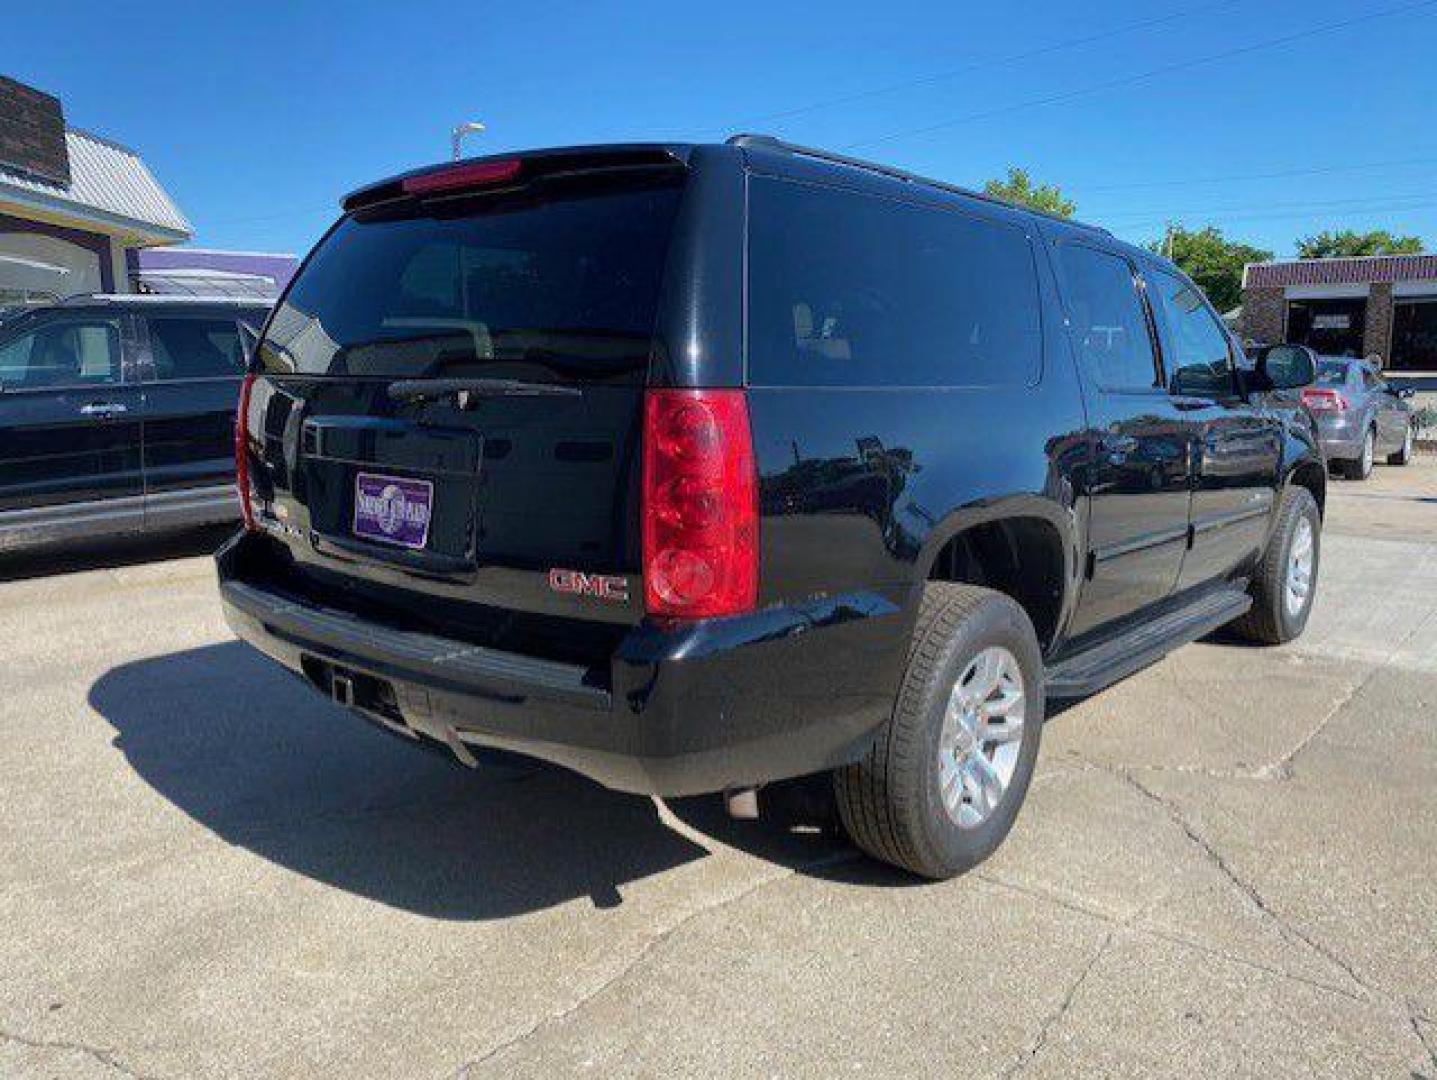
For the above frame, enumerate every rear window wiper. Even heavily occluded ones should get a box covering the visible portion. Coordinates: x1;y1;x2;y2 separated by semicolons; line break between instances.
387;377;583;407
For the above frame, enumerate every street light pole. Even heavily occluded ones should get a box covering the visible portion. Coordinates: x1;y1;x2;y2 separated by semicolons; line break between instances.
451;121;486;161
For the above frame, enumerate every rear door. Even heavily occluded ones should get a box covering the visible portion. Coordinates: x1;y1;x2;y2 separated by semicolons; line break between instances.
0;306;144;537
1144;266;1279;591
135;304;252;527
243;164;686;646
1055;243;1195;638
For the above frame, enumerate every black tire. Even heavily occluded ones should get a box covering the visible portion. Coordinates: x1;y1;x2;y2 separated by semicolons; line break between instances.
833;583;1044;880
1388;423;1414;466
1341;426;1375;480
1230;486;1321;645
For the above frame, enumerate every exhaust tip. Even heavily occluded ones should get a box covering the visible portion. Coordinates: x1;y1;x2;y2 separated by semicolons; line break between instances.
724;786;759;820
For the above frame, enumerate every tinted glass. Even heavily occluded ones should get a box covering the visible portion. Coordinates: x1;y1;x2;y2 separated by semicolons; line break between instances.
747;178;1042;387
148;316;245;379
1056;245;1157;391
1315;360;1349;386
259;180;682;383
0;313;121;390
1147;269;1232;398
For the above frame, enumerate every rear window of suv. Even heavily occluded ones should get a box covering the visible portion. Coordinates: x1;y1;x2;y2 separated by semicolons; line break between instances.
747;177;1043;388
258;180;683;384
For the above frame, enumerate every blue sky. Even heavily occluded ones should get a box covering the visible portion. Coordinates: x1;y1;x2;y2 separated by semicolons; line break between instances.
5;0;1433;257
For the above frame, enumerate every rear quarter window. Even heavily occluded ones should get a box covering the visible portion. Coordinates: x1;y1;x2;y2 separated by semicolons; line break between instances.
746;177;1043;388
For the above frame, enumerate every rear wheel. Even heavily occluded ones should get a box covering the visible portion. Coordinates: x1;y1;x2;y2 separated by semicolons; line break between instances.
833;583;1044;880
1388;423;1414;466
1231;485;1320;645
1342;427;1375;480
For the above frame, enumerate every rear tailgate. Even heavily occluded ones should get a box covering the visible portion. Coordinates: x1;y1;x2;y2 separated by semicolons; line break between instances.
240;157;686;663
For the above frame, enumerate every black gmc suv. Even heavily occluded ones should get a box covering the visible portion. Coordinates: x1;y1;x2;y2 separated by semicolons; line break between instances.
218;137;1324;879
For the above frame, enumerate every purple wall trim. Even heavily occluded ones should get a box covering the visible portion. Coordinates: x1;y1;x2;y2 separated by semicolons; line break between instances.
0;210;114;291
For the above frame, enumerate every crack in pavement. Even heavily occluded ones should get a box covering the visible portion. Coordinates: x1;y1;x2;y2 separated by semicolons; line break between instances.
1111;765;1376;998
0;1027;164;1080
1081;759;1437;1073
1411;1010;1437;1077
1002;928;1116;1077
451;850;860;1077
978;871;1370;1004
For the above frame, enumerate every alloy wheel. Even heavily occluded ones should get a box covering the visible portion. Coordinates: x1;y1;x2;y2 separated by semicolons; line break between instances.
1284;515;1315;619
936;646;1026;828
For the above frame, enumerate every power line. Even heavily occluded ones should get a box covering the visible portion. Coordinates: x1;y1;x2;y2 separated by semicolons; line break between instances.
1082;155;1437;195
841;0;1437;150
1100;190;1437;224
746;0;1239;124
1108;200;1437;234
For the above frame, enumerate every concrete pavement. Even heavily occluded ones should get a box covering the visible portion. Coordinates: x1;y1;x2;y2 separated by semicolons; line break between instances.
1;461;1434;1078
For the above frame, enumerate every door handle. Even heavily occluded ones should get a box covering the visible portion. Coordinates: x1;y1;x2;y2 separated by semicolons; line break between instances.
79;402;129;418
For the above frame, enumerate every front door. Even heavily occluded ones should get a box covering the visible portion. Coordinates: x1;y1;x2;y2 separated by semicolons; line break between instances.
0;307;144;543
1144;267;1279;591
1054;242;1193;638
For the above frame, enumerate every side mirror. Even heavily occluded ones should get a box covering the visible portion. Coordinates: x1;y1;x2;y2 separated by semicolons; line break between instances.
1256;344;1318;391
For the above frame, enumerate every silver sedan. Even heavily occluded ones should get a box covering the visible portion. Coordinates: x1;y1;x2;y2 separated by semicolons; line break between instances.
1301;357;1416;480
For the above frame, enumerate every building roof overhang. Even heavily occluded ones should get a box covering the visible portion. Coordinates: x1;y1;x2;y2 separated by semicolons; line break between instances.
1244;253;1437;290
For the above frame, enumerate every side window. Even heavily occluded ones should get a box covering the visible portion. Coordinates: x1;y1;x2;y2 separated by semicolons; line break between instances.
147;315;246;380
1056;245;1159;392
747;178;1043;387
0;315;122;391
1147;269;1233;398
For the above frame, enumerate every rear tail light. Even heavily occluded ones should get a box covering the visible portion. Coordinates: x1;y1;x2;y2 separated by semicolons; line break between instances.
641;389;758;619
1301;388;1348;412
235;372;257;531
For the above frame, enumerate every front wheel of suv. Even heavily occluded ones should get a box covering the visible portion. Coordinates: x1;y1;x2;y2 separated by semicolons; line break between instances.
834;583;1044;880
1231;485;1321;645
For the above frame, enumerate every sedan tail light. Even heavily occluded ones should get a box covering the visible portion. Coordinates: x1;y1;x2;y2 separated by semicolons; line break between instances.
235;372;257;530
641;389;758;619
1300;388;1348;412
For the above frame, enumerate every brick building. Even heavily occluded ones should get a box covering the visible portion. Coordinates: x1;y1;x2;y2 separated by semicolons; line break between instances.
1240;254;1437;373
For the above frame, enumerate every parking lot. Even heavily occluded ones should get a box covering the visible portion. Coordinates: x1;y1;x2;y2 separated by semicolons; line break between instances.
1;462;1434;1079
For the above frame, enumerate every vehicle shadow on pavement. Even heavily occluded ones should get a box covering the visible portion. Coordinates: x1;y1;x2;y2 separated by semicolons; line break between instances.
88;642;718;920
0;524;236;582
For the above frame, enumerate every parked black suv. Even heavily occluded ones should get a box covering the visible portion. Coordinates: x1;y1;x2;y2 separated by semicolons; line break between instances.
0;295;270;552
218;138;1324;878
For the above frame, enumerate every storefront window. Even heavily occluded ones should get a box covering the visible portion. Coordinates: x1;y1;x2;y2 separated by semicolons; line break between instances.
1392;299;1437;372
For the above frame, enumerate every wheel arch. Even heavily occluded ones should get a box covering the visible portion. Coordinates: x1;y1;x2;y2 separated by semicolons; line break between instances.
917;497;1078;654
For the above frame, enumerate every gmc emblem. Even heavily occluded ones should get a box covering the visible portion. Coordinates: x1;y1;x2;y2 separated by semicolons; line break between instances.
549;568;630;603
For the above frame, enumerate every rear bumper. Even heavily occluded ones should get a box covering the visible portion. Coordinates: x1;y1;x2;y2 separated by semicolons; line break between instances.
1313;414;1365;461
216;534;910;796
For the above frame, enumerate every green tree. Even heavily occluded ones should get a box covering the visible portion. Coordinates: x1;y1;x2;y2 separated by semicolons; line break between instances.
1147;225;1272;313
983;168;1076;219
1295;229;1424;259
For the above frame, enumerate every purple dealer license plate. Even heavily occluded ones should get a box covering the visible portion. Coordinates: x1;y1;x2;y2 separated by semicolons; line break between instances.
352;473;434;550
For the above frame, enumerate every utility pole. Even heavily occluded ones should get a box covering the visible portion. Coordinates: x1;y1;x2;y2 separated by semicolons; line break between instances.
1163;223;1175;261
451;121;486;161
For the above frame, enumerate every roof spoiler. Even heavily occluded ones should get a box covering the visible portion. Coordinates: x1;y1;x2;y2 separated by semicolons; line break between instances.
341;144;690;213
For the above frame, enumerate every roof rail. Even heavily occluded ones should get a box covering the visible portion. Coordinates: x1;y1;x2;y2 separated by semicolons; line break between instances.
726;133;1111;236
